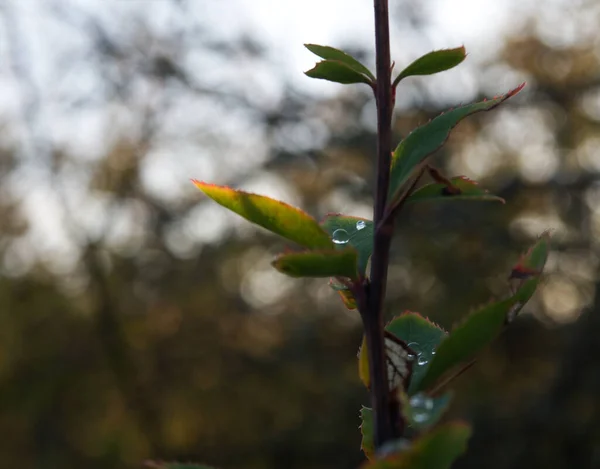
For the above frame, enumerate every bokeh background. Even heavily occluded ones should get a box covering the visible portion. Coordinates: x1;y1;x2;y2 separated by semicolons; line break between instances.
1;0;600;468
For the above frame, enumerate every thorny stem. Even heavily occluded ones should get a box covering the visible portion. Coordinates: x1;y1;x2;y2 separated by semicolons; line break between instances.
361;0;397;448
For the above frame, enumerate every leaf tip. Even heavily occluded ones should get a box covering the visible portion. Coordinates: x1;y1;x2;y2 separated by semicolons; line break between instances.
191;179;209;191
508;82;527;97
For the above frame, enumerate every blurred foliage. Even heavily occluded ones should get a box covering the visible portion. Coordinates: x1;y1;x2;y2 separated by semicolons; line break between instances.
1;1;600;469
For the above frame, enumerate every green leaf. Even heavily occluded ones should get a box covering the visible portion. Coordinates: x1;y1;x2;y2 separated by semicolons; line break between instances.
358;335;370;387
385;312;447;394
305;60;373;85
321;214;373;276
519;231;551;271
192;180;333;249
416;297;516;392
417;234;550;392
357;312;445;394
305;44;375;80
360;406;375;459
387;84;525;211
406;177;505;205
272;248;358;279
362;422;471;469
398;389;453;431
509;232;551;319
393;47;466;85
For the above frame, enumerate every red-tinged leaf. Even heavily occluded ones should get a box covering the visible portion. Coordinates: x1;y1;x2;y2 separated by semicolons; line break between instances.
361;422;471;469
393;47;467;86
305;44;375;80
417;235;550;392
387;84;526;212
305;60;373;85
337;288;358;309
510;232;551;316
192;180;333;249
328;277;357;309
272;248;358;279
407;177;505;205
510;231;551;282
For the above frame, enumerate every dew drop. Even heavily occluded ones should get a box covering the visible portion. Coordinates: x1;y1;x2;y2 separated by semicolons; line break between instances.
406;342;419;362
417;355;429;366
506;302;523;323
332;229;349;245
356;220;366;231
431;349;436;355
377;438;411;457
410;393;434;424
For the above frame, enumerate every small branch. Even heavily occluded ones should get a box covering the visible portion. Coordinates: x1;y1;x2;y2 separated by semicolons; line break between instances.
377;166;426;232
364;0;395;448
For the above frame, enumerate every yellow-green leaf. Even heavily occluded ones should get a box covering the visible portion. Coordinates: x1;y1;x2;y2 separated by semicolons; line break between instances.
192;180;333;249
337;287;358;309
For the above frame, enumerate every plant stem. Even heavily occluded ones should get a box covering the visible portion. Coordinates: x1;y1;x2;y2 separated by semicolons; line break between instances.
363;0;398;448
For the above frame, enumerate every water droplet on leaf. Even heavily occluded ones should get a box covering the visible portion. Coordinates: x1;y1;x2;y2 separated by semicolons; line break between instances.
377;439;411;457
406;342;419;362
417;355;428;366
410;393;434;423
332;229;349;245
356;220;366;231
506;302;523;323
